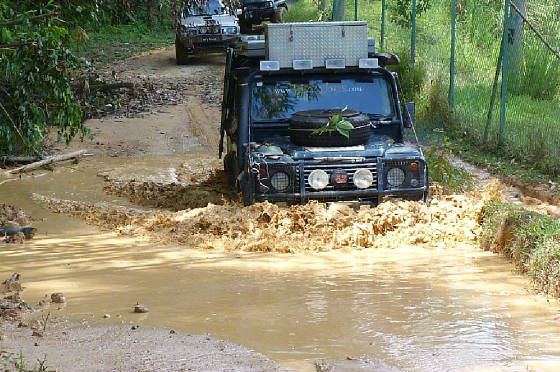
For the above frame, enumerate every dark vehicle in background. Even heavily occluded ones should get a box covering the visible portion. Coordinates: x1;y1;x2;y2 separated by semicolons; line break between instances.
220;22;429;206
238;0;288;33
175;0;240;64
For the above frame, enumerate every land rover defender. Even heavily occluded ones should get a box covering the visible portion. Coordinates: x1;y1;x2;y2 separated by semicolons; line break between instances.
220;22;429;206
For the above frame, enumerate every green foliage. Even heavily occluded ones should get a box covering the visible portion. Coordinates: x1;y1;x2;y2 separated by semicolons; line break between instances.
509;41;560;101
389;49;426;103
421;77;455;127
389;0;431;27
71;20;174;63
481;201;560;296
312;109;355;138
0;8;88;155
284;0;321;22
424;146;473;192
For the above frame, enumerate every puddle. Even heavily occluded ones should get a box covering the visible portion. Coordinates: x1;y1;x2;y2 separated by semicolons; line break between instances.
1;156;560;371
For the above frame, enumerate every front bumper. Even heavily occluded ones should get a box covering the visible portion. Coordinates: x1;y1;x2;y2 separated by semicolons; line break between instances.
255;187;428;205
252;159;429;205
241;7;275;23
178;33;238;51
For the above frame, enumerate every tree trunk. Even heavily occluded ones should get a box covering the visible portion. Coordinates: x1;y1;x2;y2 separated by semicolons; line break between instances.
147;0;154;28
507;0;525;76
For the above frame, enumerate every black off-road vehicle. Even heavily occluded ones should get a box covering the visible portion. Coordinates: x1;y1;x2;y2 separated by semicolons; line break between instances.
238;0;288;33
219;22;429;206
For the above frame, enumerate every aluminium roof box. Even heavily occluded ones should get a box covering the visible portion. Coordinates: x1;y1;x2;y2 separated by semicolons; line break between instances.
265;21;369;69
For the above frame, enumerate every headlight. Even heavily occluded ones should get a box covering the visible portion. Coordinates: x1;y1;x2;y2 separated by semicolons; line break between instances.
199;26;208;34
271;172;290;192
267;1;273;6
222;26;237;34
387;167;405;187
353;168;374;189
308;169;329;190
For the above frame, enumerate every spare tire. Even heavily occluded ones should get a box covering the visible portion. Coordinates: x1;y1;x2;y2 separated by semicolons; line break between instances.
288;109;371;147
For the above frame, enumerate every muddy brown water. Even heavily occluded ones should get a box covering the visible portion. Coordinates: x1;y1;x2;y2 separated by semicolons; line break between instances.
2;158;560;372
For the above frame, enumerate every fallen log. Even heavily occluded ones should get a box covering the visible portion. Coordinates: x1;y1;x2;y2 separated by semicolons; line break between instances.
1;155;41;165
6;150;89;175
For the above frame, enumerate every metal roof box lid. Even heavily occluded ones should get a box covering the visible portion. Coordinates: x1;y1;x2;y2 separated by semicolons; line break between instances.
265;21;369;69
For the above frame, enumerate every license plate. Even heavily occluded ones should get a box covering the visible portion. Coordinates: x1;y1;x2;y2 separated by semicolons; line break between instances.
202;36;219;42
333;171;348;184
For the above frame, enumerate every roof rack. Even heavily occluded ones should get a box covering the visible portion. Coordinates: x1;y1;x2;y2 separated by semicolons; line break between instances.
235;22;379;70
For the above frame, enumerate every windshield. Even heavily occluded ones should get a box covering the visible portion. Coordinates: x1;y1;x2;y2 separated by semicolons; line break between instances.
184;0;225;16
251;76;394;121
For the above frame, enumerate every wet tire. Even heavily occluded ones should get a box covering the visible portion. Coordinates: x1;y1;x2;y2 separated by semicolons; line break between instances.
239;171;255;206
175;35;190;65
288;109;371;147
272;6;286;23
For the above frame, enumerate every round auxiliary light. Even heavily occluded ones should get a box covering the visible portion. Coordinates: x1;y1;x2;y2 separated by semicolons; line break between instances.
308;169;329;190
387;167;405;187
353;168;374;189
410;162;419;171
271;172;290;192
200;26;208;34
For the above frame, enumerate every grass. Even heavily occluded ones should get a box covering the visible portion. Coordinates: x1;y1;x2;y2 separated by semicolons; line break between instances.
71;20;175;64
481;201;560;297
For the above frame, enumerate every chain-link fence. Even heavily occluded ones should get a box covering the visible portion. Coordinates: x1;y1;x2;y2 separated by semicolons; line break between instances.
323;0;560;175
497;1;560;174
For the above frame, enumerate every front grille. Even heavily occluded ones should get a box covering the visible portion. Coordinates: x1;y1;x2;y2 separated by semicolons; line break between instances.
301;160;378;192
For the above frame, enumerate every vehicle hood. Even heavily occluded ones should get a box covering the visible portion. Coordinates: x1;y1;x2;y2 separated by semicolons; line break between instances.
180;14;238;27
258;134;423;160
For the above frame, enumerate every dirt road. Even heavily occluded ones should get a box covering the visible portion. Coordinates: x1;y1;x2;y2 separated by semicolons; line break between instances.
2;47;560;372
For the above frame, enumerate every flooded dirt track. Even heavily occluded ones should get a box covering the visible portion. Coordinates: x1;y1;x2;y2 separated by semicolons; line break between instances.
2;47;560;372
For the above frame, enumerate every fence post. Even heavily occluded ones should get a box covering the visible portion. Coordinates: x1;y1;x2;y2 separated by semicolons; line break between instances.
354;0;358;20
381;0;386;51
484;34;504;145
499;0;510;147
411;0;416;65
449;0;456;108
332;0;345;21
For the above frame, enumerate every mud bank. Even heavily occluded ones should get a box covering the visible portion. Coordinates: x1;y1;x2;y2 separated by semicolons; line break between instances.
100;157;230;210
0;321;280;372
34;181;502;253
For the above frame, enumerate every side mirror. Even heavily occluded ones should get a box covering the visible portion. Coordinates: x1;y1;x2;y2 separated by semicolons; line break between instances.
403;102;415;128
